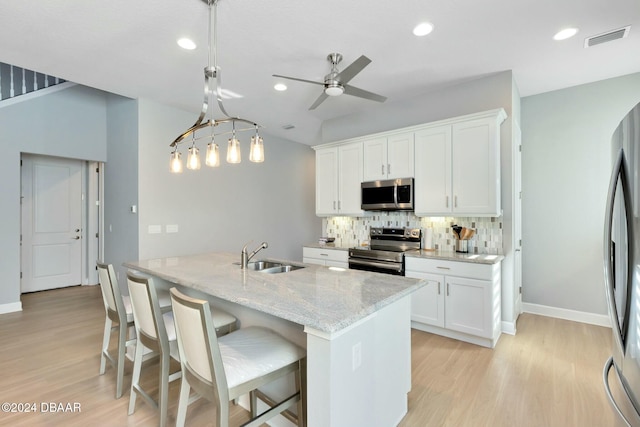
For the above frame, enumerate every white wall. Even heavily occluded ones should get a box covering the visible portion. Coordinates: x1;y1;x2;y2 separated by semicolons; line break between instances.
136;98;321;263
0;84;108;309
103;95;139;284
521;72;640;316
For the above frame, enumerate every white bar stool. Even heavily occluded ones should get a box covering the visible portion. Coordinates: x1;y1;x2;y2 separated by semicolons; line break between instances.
97;262;171;399
170;287;306;427
126;272;237;427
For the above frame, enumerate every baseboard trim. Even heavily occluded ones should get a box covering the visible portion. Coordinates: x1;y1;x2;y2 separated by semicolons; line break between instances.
522;303;611;328
0;301;23;314
501;321;517;335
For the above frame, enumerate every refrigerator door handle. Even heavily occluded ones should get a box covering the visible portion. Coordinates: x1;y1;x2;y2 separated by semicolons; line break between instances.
603;356;634;427
603;148;627;354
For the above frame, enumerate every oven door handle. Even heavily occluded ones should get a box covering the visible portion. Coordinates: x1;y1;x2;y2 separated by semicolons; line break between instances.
349;258;403;272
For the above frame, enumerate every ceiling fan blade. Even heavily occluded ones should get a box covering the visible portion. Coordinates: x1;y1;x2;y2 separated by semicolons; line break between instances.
272;74;324;86
336;55;371;84
309;92;329;110
343;84;387;103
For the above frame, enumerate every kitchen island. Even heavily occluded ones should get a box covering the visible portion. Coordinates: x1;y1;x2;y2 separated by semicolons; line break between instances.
124;252;425;427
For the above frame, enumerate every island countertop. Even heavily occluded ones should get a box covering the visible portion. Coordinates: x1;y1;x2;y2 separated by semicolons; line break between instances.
124;252;425;334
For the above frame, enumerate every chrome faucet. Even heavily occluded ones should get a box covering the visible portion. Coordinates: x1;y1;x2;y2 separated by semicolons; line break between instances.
241;241;268;268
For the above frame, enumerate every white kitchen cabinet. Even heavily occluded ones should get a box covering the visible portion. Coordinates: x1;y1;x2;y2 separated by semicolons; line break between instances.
414;109;506;216
303;247;349;268
362;132;414;181
410;272;445;327
315;142;363;216
406;256;501;348
414;125;452;214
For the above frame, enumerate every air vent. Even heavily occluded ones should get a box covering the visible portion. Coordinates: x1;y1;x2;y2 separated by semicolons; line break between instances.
584;26;630;48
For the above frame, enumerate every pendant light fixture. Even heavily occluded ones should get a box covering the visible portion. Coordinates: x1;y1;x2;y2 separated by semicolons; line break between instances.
169;0;263;173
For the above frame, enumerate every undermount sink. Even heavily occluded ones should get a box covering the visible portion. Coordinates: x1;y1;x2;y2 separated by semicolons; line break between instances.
246;260;305;274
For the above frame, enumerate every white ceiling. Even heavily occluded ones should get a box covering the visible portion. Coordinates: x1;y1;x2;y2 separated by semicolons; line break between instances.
1;0;639;145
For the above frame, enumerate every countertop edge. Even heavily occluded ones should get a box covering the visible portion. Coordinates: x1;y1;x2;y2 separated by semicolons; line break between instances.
304;244;504;264
405;250;504;264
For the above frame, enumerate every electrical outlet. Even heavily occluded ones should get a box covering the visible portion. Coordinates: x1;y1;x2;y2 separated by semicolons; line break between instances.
352;342;362;371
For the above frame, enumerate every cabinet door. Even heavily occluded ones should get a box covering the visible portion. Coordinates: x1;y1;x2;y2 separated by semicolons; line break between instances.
414;126;452;215
316;147;338;215
362;137;387;181
338;143;363;215
408;271;445;327
444;276;492;338
452;118;500;215
386;132;414;179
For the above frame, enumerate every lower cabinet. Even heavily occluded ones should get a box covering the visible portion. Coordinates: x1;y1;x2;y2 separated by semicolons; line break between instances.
406;257;501;348
303;247;349;268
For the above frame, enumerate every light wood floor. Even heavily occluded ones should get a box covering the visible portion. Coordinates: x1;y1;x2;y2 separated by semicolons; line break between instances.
0;285;624;426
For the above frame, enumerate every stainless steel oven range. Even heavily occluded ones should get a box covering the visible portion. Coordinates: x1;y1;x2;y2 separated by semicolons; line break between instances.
348;227;421;276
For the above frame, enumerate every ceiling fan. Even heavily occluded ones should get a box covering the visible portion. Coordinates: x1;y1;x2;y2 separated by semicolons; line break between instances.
273;53;387;110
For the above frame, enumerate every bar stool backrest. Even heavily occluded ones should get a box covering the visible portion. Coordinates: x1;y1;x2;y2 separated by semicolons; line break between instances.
170;288;230;403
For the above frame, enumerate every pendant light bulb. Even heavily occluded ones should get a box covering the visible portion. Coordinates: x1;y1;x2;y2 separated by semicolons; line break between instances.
187;145;201;170
206;140;220;167
170;150;183;174
227;137;241;164
249;134;264;163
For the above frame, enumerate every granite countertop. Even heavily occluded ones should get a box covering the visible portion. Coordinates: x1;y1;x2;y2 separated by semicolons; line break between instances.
124;252;424;334
405;250;504;264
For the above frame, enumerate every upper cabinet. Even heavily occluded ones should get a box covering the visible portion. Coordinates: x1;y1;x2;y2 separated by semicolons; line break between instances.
415;109;506;217
314;108;506;218
362;132;414;181
315;142;363;216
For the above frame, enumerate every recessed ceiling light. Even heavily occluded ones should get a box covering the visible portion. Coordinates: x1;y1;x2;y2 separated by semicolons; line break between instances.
553;27;579;41
413;22;434;37
177;38;196;50
274;83;287;91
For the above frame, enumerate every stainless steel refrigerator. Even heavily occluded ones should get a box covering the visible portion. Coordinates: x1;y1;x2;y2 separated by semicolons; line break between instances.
604;101;640;426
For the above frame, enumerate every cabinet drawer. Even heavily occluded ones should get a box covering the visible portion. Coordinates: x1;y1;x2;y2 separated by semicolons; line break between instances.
405;257;497;281
303;247;348;263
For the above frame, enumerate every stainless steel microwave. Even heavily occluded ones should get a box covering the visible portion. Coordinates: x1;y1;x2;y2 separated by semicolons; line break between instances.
361;178;414;211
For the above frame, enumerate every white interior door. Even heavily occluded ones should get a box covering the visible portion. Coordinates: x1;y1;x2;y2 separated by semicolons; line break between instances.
21;154;83;292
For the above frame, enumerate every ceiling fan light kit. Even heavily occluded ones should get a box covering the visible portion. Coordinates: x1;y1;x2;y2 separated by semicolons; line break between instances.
169;0;264;174
325;84;344;96
273;52;387;110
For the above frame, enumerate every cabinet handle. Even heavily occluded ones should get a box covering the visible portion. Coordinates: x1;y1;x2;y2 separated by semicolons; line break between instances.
320;253;329;256
454;195;458;207
437;282;441;295
388;163;391;175
446;196;449;208
447;283;450;296
338;200;341;210
436;266;450;270
381;164;385;175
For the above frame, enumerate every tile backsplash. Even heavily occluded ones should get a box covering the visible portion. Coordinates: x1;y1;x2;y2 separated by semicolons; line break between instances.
322;212;503;254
